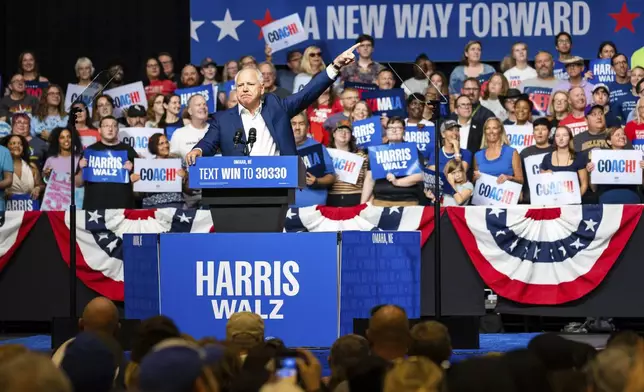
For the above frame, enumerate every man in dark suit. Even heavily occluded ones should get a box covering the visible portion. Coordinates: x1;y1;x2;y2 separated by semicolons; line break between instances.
449;77;495;154
186;43;360;163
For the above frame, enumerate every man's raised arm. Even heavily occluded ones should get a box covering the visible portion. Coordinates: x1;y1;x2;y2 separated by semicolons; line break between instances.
283;43;362;118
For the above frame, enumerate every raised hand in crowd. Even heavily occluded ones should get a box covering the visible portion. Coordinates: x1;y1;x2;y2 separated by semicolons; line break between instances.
295;349;322;392
79;157;88;169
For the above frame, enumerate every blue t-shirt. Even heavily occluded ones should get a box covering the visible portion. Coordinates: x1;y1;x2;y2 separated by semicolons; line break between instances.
607;81;631;104
475;144;516;177
610;92;638;125
539;152;586;172
426;148;473;173
0;146;14;211
293;137;335;208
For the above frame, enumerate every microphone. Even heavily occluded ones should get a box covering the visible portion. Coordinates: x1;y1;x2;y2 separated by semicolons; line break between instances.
233;129;243;148
248;128;257;151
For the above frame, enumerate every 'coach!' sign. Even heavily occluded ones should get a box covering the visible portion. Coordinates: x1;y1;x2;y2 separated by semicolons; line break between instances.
530;172;581;205
472;173;521;206
505;124;534;153
591;149;643;185
104;82;148;118
262;13;308;53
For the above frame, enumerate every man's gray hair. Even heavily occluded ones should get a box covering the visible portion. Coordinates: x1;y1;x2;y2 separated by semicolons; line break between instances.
258;61;277;76
234;67;264;86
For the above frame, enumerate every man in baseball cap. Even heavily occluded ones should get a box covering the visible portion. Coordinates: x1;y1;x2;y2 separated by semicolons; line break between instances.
200;58;218;86
554;56;594;104
126;104;147;127
591;83;620;127
138;338;223;392
226;312;264;357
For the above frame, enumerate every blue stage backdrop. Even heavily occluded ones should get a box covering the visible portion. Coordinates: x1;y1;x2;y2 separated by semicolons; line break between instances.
190;0;643;64
158;232;339;347
340;231;421;336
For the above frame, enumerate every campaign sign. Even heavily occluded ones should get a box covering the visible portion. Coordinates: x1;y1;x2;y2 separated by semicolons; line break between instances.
134;158;183;193
340;231;420;336
404;125;434;155
176;84;217;114
591;149;643;185
123;233;161;320
505;124;534;153
298;143;326;178
189;156;301;188
362;89;407;118
262;13;308;53
222;81;236;95
529;172;581;205
65;83;98;115
104;82;148;118
523;86;554;117
344;82;379;98
523;153;548;189
368;143;422;180
41;171;85;211
554;61;569;81
472;173;522;205
118;127;162;159
589;59;615;84
352;116;383;149
25;81;49;100
328;148;364;185
159;232;339;346
6;194;39;211
422;167;455;197
83;149;129;184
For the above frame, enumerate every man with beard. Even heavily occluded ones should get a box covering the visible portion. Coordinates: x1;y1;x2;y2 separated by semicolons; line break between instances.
403;54;433;95
179;64;200;88
519;51;559;118
0;74;39;117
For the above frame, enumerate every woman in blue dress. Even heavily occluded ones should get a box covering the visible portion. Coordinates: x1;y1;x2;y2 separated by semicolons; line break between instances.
473;117;524;186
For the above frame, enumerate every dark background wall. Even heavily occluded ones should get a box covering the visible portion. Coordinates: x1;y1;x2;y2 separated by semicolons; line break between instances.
1;0;190;89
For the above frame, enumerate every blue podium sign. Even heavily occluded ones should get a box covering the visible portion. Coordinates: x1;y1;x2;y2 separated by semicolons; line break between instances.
189;156;301;188
340;231;421;336
158;232;339;347
123;234;161;321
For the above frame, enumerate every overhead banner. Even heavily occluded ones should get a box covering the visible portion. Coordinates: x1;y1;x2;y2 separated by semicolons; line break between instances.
158;232;339;346
190;0;643;64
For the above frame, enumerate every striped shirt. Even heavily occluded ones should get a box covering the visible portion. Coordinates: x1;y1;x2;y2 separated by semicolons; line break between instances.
329;150;368;195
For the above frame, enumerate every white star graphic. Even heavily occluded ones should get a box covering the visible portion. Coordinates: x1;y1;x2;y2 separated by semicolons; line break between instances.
533;247;540;258
559;246;567;257
106;239;118;252
286;209;296;220
88;210;102;224
509;239;519;252
495;230;506;237
488;208;505;218
191;19;205;42
571;238;584;249
178;213;192;223
97;232;109;241
583;219;598;232
388;207;400;215
212;9;244;42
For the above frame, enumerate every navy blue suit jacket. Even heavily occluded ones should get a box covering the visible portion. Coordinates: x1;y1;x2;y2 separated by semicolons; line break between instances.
195;70;336;156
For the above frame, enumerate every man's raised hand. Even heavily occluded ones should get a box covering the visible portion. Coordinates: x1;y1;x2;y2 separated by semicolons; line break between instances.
333;43;361;69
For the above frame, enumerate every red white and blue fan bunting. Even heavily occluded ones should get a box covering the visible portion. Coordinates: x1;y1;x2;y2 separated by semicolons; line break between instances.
0;211;41;272
449;205;643;305
284;204;438;245
48;209;213;301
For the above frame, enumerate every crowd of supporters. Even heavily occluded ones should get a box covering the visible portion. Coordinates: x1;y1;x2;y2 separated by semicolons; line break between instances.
0;33;643;211
2;298;644;392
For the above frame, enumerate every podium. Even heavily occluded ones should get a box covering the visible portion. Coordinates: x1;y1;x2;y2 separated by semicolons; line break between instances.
189;156;306;232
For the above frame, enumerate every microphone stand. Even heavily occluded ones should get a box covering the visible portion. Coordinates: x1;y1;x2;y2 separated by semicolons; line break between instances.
67;70;118;318
388;63;447;320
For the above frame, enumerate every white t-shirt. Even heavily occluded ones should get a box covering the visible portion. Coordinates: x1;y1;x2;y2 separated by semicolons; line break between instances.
504;66;538;89
403;78;429;95
170;123;209;160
